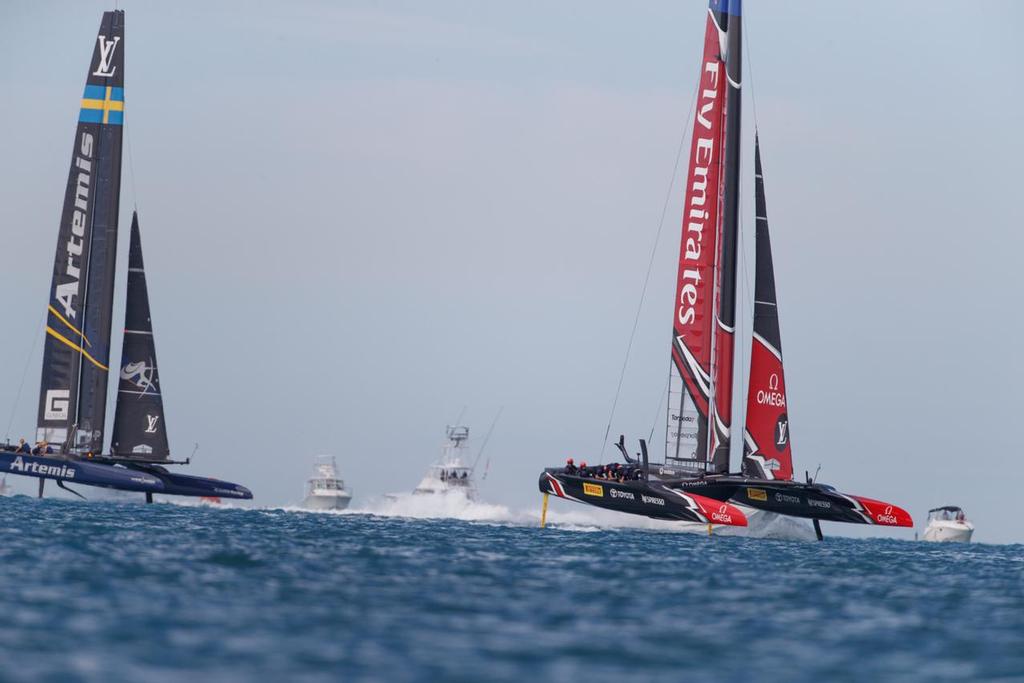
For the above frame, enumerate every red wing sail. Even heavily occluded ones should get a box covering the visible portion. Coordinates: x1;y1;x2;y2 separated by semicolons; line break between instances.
666;2;729;473
741;137;794;481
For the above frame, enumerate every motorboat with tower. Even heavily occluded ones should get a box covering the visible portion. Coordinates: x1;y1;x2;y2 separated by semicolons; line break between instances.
413;426;479;500
0;11;251;503
303;456;353;510
539;0;911;537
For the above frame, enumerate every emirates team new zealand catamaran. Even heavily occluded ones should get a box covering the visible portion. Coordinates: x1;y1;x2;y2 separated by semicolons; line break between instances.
0;11;251;502
539;0;910;538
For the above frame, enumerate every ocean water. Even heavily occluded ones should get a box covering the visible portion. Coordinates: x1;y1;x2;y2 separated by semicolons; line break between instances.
0;494;1021;683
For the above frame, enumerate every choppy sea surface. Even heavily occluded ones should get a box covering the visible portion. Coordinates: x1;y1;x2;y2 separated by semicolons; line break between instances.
0;493;1021;683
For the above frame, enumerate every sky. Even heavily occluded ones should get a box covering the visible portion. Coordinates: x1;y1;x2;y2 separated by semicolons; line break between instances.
1;1;1022;543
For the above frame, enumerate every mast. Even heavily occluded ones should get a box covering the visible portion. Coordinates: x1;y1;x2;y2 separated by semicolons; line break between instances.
664;0;730;473
741;137;793;480
708;0;741;474
36;11;125;453
111;214;170;460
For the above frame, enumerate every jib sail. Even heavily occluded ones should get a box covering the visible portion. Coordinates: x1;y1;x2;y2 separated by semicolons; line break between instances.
741;137;793;481
111;214;170;460
665;0;729;472
36;11;125;453
708;0;742;474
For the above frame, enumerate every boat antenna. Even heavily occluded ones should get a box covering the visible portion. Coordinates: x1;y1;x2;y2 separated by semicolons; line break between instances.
471;407;503;472
451;405;467;428
597;79;702;459
189;442;199;464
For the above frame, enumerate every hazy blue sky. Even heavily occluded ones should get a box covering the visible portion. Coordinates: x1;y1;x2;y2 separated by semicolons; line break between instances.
1;2;1022;542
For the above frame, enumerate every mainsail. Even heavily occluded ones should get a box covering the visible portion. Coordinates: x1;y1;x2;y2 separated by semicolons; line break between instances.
708;0;742;474
36;11;125;453
111;214;170;460
741;137;793;480
665;1;728;471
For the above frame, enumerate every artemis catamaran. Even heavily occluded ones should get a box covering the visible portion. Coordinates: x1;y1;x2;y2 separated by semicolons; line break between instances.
539;0;910;537
0;11;251;502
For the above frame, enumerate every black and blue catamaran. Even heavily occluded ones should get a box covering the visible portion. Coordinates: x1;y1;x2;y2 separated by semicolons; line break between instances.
0;11;251;502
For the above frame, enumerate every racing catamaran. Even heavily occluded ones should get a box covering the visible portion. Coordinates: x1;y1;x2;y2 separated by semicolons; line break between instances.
539;0;910;536
0;11;251;502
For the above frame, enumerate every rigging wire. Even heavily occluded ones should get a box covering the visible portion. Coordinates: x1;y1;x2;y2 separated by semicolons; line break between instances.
597;79;701;460
648;368;671;445
471;406;503;474
124;110;140;213
4;308;47;442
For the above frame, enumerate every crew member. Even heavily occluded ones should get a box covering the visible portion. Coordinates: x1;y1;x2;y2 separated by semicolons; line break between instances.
564;458;577;475
16;438;30;454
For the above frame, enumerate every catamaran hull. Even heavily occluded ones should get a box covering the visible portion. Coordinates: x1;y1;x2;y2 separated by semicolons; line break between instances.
0;452;252;499
657;476;913;528
539;471;747;526
719;480;913;527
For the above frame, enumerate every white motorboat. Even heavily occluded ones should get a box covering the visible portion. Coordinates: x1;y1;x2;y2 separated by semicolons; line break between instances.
413;426;478;501
0;476;10;497
922;506;974;543
302;456;352;510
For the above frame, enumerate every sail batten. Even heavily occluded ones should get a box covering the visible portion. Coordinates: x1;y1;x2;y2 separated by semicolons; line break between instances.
111;214;170;460
741;137;794;481
36;11;125;453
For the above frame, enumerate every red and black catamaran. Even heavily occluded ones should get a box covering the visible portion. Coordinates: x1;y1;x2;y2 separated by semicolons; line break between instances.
539;0;911;537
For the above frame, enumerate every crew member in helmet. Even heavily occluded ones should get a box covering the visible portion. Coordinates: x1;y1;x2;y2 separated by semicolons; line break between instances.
564;458;577;475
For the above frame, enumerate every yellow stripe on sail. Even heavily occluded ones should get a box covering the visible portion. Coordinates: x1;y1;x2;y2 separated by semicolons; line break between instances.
47;305;92;347
45;327;108;371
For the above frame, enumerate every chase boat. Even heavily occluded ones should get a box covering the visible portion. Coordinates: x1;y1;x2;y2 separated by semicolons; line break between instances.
303;456;353;511
922;506;974;543
539;1;910;537
412;426;479;501
0;11;251;503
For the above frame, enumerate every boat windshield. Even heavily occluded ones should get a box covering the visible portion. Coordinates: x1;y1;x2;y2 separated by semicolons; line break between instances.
311;479;344;490
928;508;965;522
434;467;472;485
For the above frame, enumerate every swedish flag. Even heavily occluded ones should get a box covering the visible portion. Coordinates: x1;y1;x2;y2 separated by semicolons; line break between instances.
79;84;124;125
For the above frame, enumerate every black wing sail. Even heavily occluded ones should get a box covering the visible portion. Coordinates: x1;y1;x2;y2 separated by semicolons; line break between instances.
740;137;795;481
36;11;125;453
111;214;170;460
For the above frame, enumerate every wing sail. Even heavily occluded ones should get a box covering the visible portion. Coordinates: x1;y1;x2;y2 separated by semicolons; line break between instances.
111;214;170;460
36;11;125;453
665;1;729;473
741;137;794;480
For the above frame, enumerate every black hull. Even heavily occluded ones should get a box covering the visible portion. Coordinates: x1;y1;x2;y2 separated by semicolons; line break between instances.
651;474;912;527
720;479;912;527
540;467;911;529
538;470;747;526
0;450;252;500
